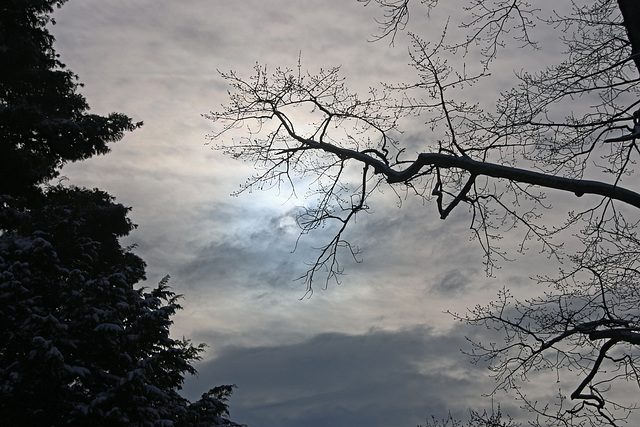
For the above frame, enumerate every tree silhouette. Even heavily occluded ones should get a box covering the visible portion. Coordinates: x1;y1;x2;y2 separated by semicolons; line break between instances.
208;0;640;424
1;1;240;425
420;405;519;427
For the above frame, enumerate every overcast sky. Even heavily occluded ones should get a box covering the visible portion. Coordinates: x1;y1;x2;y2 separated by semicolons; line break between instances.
48;1;586;425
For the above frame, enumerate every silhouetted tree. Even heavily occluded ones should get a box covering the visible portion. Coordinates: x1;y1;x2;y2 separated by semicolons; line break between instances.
420;405;519;427
208;0;640;424
0;0;140;198
1;1;240;425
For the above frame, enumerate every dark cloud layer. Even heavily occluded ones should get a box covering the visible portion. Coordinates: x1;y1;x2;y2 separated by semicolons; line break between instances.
183;325;502;427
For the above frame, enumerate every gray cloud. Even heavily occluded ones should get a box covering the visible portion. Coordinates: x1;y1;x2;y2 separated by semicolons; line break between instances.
431;269;472;296
182;325;501;427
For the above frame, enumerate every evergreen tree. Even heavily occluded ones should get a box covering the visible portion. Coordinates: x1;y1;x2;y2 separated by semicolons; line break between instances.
0;1;240;425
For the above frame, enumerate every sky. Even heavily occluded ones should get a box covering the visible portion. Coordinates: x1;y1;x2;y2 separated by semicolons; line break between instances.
47;1;606;425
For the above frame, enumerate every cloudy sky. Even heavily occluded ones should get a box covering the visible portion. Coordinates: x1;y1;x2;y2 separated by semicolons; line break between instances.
48;1;589;425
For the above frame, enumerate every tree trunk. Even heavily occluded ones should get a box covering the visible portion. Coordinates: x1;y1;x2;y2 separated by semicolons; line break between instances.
618;0;640;74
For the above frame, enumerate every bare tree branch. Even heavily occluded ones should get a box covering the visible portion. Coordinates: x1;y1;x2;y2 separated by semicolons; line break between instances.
207;0;640;424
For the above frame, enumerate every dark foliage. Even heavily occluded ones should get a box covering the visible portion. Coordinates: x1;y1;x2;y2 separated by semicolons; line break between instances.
0;0;141;196
0;1;241;425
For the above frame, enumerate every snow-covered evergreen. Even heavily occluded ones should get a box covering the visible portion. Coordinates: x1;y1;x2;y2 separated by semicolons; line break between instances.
0;1;241;425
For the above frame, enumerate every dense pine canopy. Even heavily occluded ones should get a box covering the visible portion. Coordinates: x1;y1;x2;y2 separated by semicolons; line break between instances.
0;1;240;425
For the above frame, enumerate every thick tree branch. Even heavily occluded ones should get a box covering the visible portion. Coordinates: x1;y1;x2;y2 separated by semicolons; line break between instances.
590;329;640;345
618;0;640;74
300;137;640;209
570;338;619;408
